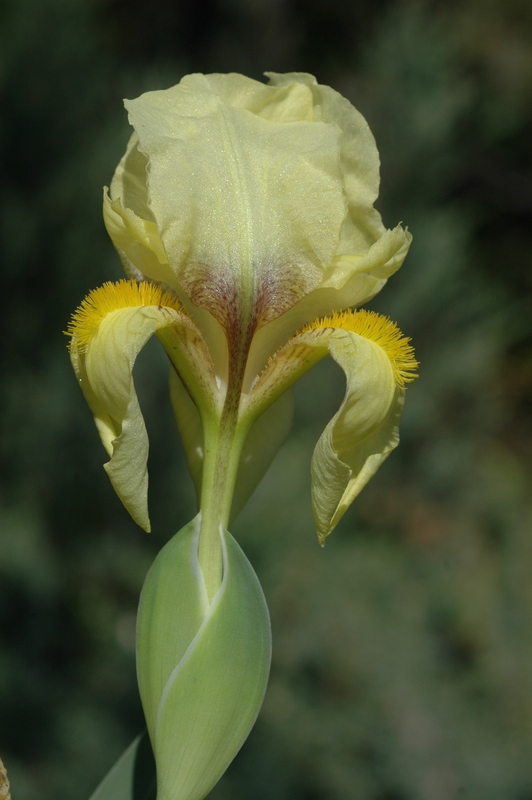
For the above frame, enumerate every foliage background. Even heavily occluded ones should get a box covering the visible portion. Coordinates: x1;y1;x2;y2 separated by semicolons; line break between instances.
1;0;532;797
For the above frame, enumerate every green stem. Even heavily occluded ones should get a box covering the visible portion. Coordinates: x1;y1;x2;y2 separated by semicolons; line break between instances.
197;331;254;601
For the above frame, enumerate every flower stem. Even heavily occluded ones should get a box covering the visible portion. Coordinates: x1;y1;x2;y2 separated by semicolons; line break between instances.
197;329;254;601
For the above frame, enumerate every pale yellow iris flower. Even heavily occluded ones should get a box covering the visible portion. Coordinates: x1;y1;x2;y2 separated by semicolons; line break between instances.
67;72;417;596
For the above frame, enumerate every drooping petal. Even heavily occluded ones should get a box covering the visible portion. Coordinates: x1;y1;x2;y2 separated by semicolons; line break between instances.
124;74;347;334
309;333;404;542
311;391;403;541
67;280;219;530
245;309;418;543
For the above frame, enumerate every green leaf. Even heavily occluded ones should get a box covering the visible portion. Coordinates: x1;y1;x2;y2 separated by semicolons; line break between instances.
88;732;156;800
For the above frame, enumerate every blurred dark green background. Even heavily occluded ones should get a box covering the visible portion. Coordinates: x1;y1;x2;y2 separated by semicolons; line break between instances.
2;0;532;797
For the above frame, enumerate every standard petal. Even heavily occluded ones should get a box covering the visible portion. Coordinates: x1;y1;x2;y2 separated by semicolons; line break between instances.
110;131;152;219
103;132;180;286
204;72;315;122
103;186;177;288
322;224;412;289
125;75;347;331
267;72;382;246
244;224;412;386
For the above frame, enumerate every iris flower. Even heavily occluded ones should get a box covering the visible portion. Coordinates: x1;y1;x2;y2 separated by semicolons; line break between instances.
67;72;417;595
68;72;418;800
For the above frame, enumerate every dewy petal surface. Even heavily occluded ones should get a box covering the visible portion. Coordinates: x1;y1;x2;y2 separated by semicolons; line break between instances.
124;74;347;331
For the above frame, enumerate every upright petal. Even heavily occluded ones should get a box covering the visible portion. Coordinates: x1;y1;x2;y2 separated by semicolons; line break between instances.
266;72;384;249
244;224;412;385
125;74;347;335
102;133;178;287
